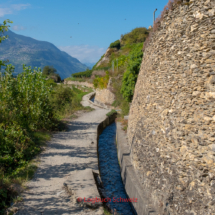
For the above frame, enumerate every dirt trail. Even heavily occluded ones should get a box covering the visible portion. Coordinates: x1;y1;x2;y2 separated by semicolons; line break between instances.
15;93;110;215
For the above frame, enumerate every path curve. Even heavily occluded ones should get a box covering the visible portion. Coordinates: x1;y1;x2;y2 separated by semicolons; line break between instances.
15;92;110;215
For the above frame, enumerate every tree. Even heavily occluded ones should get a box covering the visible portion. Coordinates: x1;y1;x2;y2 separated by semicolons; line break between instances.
0;19;13;70
42;66;61;82
42;66;57;76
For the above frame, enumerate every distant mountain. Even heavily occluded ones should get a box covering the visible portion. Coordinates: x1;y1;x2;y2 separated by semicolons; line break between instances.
82;62;96;69
0;30;88;79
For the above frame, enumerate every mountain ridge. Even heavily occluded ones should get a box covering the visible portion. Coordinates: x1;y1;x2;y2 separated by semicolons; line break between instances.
0;29;88;79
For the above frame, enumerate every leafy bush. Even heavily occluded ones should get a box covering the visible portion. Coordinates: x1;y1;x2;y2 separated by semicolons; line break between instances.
45;78;57;87
0;64;54;131
0;64;54;173
93;71;109;89
121;27;149;45
120;100;130;116
117;55;129;69
120;43;143;102
49;85;74;114
0;20;12;71
109;40;121;50
0;20;12;45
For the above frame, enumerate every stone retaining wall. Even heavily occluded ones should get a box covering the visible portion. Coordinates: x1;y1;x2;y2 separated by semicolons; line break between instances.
94;88;115;105
88;93;109;109
128;0;215;214
64;80;94;88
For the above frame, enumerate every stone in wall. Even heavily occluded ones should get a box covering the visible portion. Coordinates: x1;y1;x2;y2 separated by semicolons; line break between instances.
128;0;215;214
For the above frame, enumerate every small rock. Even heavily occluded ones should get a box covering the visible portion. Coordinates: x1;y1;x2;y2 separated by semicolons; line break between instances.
209;144;215;152
190;64;198;69
192;91;201;97
204;116;212;122
209;9;215;16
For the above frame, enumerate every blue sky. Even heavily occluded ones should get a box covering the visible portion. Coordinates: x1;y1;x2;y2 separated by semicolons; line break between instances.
0;0;168;65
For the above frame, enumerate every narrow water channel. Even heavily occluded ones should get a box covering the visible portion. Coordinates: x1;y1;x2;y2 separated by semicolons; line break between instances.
98;122;134;215
90;95;95;102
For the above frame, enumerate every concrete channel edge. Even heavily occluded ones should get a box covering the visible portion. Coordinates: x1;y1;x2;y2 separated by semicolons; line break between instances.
116;122;157;215
90;92;156;215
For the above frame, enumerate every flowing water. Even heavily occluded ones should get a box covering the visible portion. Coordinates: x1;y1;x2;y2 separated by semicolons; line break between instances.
98;122;134;215
90;96;95;102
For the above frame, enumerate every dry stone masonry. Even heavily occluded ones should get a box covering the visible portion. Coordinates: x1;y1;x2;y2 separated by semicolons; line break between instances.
64;80;93;88
128;0;215;214
94;88;115;105
94;78;115;105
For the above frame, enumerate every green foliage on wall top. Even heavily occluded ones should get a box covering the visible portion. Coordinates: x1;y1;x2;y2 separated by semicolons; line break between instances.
109;40;121;50
120;43;143;102
121;27;149;45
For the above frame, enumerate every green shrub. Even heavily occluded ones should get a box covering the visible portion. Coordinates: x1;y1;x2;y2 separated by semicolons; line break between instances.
121;27;149;45
49;85;74;114
0;64;54;131
120;43;143;102
45;78;57;87
0;64;54;173
120;100;130;116
109;40;121;50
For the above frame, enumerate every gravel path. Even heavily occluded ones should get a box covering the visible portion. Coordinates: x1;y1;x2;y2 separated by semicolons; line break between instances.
15;93;110;215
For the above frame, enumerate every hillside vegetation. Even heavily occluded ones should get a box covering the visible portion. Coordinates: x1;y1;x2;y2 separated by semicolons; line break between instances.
71;27;149;116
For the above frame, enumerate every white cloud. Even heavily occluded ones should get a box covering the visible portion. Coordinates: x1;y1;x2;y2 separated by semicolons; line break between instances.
12;25;26;31
0;3;30;17
0;7;12;17
58;45;106;64
11;4;30;11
